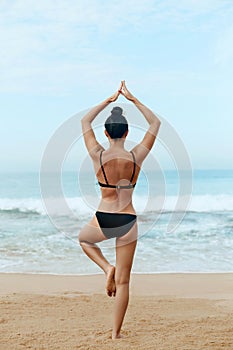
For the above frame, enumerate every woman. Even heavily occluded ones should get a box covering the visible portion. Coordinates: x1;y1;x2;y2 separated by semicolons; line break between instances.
78;81;161;339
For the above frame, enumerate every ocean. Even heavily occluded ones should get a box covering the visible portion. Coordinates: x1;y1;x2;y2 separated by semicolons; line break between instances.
0;170;233;274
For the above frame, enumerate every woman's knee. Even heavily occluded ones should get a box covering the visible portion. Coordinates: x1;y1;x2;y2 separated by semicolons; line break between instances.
115;276;130;286
78;231;88;244
115;269;131;285
78;230;98;247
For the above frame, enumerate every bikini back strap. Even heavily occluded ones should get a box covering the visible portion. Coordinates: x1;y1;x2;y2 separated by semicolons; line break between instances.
130;151;136;183
100;150;109;185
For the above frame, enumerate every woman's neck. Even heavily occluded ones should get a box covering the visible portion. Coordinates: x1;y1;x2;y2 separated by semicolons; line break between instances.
108;138;126;149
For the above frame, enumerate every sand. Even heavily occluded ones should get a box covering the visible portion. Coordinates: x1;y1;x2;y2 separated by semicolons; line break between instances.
0;273;233;349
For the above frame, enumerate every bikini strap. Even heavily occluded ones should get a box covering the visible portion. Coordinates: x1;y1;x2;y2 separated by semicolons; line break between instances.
100;150;109;185
130;151;136;183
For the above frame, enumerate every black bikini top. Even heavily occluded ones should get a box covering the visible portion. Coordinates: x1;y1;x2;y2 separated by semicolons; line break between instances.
98;150;136;189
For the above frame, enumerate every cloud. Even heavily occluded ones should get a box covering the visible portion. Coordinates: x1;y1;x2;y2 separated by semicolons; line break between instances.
165;0;231;13
0;0;232;94
213;24;233;66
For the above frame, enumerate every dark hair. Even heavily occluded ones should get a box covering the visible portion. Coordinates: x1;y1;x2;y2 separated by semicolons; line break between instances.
104;107;128;139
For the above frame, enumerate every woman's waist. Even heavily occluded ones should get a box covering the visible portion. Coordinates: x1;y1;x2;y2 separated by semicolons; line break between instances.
97;200;136;215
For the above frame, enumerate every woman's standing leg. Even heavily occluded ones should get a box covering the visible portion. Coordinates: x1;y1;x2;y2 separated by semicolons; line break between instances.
78;215;115;296
112;224;137;339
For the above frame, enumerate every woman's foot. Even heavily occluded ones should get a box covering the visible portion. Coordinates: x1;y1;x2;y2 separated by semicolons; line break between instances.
105;265;116;297
112;332;123;339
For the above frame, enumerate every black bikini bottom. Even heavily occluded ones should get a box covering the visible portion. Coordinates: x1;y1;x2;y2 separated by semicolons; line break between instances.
95;211;137;239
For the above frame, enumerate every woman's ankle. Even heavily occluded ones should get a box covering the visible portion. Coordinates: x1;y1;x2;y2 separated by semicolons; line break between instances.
104;264;115;275
112;331;121;339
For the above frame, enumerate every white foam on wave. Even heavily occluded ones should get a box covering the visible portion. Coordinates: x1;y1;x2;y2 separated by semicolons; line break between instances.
0;194;233;215
185;194;233;212
0;198;46;215
134;194;233;213
0;197;92;216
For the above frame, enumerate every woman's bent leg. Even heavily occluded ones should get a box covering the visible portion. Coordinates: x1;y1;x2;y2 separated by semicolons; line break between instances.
113;224;137;339
78;216;115;296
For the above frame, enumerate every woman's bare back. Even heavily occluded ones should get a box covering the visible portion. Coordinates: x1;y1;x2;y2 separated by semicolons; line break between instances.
94;148;140;214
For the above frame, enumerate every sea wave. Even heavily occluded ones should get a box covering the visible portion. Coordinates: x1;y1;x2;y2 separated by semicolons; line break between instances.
0;194;233;216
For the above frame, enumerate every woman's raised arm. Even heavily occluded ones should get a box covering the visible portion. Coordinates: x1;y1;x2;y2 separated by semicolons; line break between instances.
119;81;161;163
81;82;123;158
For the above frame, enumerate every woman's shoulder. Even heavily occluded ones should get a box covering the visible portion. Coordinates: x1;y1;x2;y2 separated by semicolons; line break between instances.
104;149;135;161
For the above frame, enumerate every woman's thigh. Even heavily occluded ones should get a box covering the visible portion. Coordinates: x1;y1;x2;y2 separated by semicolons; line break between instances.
78;215;107;244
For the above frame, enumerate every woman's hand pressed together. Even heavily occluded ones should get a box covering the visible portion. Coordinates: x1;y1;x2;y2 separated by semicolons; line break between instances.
119;80;137;102
106;81;123;103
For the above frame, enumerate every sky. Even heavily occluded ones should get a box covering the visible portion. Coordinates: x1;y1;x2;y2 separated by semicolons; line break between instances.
1;0;233;172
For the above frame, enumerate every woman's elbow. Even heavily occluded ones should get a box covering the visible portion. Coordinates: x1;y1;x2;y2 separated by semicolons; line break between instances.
152;119;161;129
81;117;90;126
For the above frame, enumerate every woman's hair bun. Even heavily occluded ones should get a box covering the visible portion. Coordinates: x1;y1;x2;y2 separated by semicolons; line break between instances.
111;106;123;117
105;106;128;138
